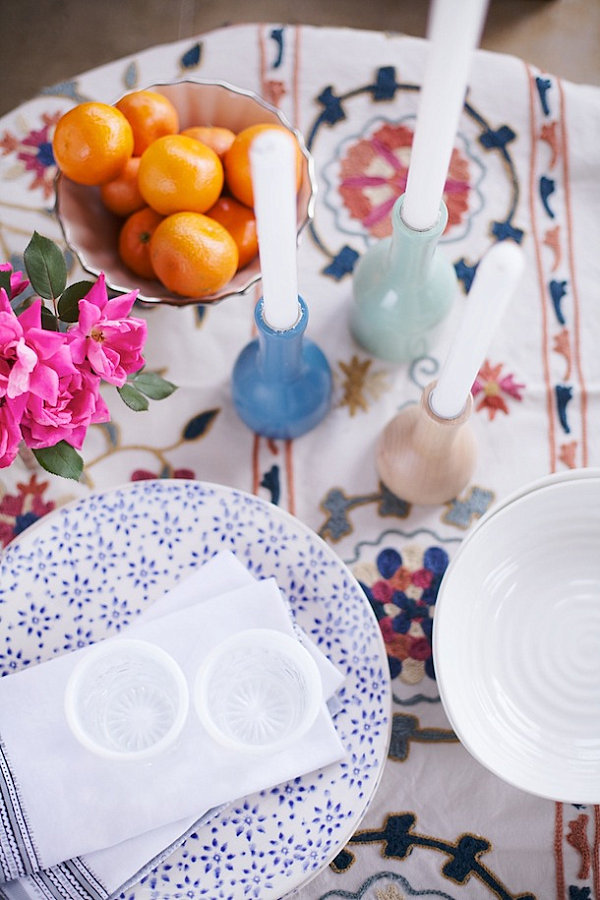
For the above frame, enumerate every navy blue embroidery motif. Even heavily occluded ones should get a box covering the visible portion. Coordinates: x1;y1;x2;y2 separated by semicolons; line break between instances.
388;713;457;761
270;27;284;68
550;279;568;324
371;66;399;101
535;76;553;116
260;465;281;504
540;175;556;218
180;42;202;70
555;384;573;433
322;246;359;280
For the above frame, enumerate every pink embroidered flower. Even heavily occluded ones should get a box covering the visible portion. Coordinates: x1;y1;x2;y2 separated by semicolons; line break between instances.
68;274;146;387
339;122;471;238
472;360;525;420
20;365;110;451
0;263;29;300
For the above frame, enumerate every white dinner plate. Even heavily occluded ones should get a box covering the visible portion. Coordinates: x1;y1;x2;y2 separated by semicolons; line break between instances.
0;479;391;897
433;474;600;803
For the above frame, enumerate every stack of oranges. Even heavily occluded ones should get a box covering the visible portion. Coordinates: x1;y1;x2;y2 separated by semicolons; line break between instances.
52;90;302;299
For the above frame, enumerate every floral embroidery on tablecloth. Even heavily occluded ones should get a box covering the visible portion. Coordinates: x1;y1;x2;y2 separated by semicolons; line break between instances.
336;354;390;415
338;122;472;239
0;474;56;547
472;360;525;419
0;112;60;199
353;544;449;683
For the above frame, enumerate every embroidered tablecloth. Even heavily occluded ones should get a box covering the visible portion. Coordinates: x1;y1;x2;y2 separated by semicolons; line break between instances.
1;21;600;900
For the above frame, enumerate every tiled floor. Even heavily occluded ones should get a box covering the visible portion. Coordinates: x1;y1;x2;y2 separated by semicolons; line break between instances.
1;0;599;118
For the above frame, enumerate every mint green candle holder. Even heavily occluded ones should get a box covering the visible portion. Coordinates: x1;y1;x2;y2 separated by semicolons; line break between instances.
350;194;457;363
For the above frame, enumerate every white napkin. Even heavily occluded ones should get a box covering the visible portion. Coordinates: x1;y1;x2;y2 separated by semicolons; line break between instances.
0;552;345;896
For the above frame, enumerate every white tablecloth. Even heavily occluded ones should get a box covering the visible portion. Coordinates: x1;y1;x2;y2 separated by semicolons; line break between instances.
1;21;599;900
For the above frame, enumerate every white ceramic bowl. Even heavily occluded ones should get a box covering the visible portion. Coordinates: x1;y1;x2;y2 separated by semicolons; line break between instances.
54;78;316;307
194;628;322;754
433;469;600;803
65;638;189;761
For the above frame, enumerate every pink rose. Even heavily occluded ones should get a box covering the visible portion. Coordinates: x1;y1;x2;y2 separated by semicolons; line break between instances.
69;274;146;387
0;263;29;300
0;292;75;404
20;366;110;451
0;397;23;467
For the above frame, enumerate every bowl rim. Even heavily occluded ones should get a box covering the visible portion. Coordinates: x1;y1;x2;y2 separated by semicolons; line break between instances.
53;76;318;308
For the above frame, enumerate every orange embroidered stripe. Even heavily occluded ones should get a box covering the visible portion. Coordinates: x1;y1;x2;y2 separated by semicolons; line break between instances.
593;805;600;897
526;63;557;473
285;439;296;517
554;801;566;899
293;25;302;130
258;23;267;97
252;433;261;496
557;77;588;466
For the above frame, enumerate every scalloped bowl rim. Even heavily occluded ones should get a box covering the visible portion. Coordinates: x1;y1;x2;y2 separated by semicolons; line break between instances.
54;77;317;308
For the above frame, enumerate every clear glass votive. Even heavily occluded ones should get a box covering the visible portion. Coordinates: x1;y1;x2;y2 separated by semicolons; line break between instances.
194;628;322;754
64;638;189;761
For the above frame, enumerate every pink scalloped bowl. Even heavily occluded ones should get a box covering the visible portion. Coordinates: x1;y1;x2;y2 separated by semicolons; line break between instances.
54;79;316;307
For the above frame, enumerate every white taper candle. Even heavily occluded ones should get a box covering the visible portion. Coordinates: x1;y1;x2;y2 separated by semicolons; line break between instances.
249;129;300;331
402;0;489;232
429;241;525;420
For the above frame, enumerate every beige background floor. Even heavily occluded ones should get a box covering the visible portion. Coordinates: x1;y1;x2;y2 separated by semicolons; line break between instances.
1;0;599;119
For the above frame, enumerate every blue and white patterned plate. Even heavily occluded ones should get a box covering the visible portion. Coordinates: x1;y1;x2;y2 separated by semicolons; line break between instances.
0;479;391;899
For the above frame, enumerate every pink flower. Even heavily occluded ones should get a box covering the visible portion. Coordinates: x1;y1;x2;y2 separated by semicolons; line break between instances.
68;274;146;387
0;263;29;300
472;360;525;421
20;365;110;451
0;396;23;467
0;293;75;403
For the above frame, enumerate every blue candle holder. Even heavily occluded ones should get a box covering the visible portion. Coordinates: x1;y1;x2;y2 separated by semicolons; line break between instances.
350;194;457;363
232;296;332;439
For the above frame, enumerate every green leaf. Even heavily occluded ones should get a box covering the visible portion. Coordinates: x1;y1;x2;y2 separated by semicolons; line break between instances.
40;305;60;331
58;280;94;322
117;383;149;411
130;371;178;400
0;270;12;295
23;232;67;300
32;441;83;480
183;408;219;441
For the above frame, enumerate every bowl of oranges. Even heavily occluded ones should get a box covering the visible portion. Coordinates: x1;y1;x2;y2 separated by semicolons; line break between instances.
53;79;316;306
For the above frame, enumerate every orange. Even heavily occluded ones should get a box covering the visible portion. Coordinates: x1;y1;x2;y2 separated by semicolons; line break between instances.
206;196;258;270
100;157;145;217
138;134;224;216
115;90;180;156
180;125;236;159
52;101;134;186
223;123;303;208
149;211;239;298
118;206;164;279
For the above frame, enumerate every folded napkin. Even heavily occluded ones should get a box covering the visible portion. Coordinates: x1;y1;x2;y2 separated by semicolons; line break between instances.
0;552;345;896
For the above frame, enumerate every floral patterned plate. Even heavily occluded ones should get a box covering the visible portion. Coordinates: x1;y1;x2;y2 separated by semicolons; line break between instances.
0;479;391;898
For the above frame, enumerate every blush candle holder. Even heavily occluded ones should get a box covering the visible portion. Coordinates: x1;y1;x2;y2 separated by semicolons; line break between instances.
375;240;525;505
232;296;332;440
376;380;477;505
350;194;457;363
